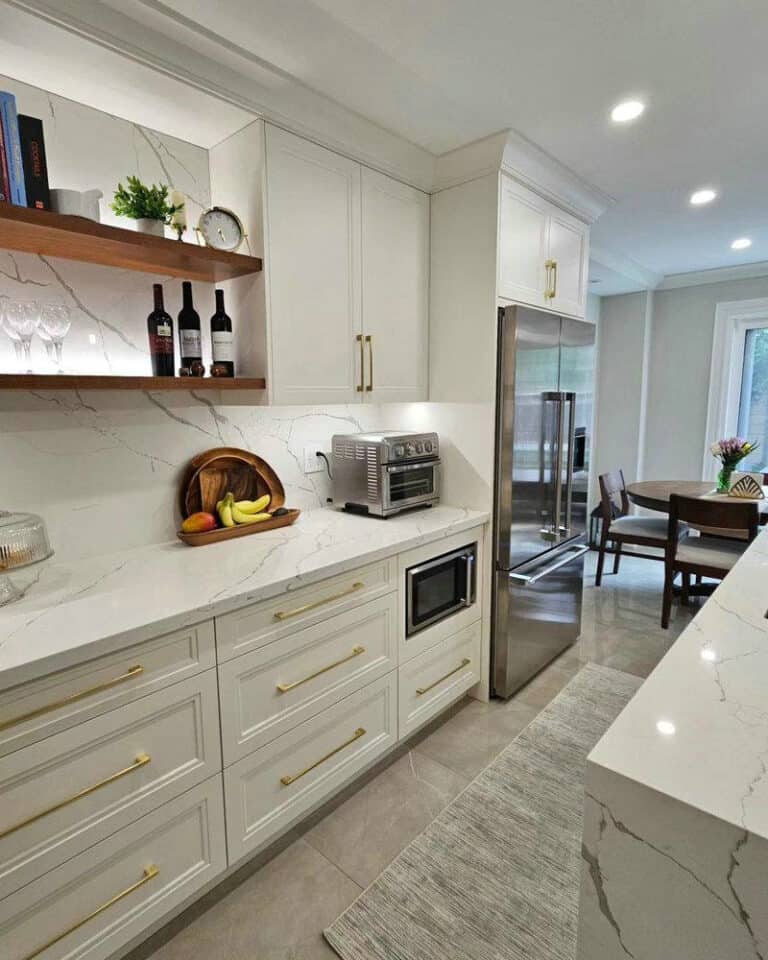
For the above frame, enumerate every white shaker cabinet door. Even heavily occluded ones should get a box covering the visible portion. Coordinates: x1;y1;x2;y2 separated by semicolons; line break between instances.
547;210;589;318
498;175;549;308
361;168;429;402
265;124;362;404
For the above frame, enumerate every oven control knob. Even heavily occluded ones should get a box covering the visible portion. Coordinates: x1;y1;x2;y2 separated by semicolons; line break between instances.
424;441;432;453
405;443;415;456
394;445;405;458
415;442;423;454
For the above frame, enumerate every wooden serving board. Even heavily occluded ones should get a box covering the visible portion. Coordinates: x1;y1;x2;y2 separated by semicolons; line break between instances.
177;509;301;547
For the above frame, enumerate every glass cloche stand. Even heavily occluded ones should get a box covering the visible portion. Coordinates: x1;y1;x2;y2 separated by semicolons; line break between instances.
0;510;54;605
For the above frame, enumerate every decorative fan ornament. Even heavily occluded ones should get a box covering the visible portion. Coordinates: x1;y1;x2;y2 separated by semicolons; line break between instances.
728;475;765;499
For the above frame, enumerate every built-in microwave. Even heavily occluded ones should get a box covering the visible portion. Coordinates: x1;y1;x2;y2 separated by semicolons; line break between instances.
405;543;477;636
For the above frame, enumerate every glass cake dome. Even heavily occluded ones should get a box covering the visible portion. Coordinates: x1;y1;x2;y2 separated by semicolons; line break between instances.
0;510;54;605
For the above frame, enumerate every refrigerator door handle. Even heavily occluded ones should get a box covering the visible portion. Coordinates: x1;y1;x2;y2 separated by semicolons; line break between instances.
509;544;589;585
562;394;576;536
552;394;566;539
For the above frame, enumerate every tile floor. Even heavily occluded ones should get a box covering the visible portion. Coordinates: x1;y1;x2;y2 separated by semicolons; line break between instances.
128;552;697;960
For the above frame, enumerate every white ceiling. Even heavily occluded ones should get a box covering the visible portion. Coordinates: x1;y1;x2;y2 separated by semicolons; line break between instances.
8;0;768;286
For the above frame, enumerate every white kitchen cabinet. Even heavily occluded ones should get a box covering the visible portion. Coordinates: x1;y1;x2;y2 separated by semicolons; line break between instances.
498;173;589;318
265;125;429;404
265;125;362;405
361;168;429;401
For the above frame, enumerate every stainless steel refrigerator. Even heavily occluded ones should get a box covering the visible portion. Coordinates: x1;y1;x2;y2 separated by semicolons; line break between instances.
492;304;596;698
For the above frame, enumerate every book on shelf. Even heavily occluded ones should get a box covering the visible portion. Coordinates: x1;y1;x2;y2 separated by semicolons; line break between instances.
18;115;50;210
0;91;27;206
0;106;10;203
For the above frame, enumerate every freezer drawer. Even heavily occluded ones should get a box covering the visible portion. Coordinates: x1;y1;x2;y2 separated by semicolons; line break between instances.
492;542;587;699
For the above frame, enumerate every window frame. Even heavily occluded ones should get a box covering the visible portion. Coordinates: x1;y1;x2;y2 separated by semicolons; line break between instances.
703;297;768;480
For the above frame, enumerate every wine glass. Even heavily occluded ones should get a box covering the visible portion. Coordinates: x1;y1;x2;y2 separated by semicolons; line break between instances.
39;304;72;372
3;300;39;373
0;298;24;368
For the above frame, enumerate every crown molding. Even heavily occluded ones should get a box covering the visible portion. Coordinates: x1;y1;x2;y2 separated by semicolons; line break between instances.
590;244;663;292
658;260;768;290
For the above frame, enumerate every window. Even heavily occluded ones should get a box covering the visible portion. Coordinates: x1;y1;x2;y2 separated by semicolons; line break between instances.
704;299;768;478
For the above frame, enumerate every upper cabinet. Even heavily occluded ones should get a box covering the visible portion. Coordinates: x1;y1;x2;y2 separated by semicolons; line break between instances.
361;168;429;403
498;174;589;318
265;125;429;405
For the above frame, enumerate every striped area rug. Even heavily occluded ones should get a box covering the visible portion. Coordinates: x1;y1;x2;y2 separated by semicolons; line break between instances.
325;663;640;960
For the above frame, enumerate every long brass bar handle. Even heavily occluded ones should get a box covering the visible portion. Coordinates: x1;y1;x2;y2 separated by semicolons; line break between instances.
281;728;366;786
551;259;558;299
22;865;159;960
416;658;471;696
0;665;145;733
365;334;373;392
274;581;364;621
544;259;556;300
356;333;364;392
0;753;151;841
277;646;365;694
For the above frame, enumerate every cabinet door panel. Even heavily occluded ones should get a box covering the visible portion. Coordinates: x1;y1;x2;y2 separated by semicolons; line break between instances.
361;169;429;401
548;212;589;318
498;176;548;307
266;125;361;404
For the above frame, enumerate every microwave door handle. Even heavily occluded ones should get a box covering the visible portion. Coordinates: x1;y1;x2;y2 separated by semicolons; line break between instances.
463;552;475;606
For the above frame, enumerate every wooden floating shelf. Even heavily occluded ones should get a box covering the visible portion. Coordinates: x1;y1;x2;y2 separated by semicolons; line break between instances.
0;374;266;391
0;205;263;281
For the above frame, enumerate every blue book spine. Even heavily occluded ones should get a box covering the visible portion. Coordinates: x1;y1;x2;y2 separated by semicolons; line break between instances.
0;92;27;206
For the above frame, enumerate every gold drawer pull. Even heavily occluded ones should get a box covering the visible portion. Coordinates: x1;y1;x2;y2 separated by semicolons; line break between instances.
274;582;365;621
22;864;159;960
0;664;144;733
280;727;366;786
0;753;151;840
277;646;366;693
416;658;471;696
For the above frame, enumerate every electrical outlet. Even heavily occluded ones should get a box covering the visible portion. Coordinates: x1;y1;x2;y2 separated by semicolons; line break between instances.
303;445;325;474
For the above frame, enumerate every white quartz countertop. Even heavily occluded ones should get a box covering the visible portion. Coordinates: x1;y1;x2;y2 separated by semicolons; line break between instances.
0;505;488;692
589;527;768;839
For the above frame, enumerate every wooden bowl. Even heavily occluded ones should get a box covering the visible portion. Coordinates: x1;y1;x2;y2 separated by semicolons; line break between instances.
177;508;301;547
180;447;284;518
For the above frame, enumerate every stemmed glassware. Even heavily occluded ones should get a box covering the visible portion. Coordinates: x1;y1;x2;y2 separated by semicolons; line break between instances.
2;300;39;372
0;298;23;367
39;304;72;372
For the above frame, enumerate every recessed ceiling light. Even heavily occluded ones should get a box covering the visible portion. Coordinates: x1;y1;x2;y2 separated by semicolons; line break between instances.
611;100;645;123
690;188;717;206
656;719;676;736
700;648;717;662
731;237;752;251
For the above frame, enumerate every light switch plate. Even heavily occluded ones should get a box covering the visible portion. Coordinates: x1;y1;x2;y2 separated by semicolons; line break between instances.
303;446;325;474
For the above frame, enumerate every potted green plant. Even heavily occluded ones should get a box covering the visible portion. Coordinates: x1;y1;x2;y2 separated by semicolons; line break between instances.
110;176;184;237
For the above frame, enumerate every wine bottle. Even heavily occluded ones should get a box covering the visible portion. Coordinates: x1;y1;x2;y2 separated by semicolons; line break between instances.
178;281;202;368
147;284;175;377
210;288;234;377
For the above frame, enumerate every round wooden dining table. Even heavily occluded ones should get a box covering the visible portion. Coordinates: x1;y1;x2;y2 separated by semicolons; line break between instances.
627;480;768;520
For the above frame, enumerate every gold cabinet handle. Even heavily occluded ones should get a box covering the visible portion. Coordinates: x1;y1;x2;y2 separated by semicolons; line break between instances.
277;646;366;694
274;581;364;621
280;727;366;786
0;753;151;840
356;333;364;392
365;334;373;392
22;865;159;960
544;259;556;300
0;665;144;733
416;658;471;696
551;259;558;299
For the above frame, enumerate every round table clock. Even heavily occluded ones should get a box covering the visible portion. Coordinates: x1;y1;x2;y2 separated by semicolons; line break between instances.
196;206;246;252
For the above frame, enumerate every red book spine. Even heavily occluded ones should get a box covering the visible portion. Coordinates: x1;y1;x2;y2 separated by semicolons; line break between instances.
0;114;10;203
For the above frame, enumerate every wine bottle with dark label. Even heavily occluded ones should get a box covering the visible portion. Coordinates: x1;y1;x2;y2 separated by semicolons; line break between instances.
178;281;202;368
147;284;175;376
210;288;234;377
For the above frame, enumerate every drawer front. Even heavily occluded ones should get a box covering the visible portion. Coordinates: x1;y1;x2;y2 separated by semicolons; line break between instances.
399;622;481;740
219;594;397;764
0;671;221;898
0;620;215;758
0;776;225;960
224;673;396;863
216;557;397;662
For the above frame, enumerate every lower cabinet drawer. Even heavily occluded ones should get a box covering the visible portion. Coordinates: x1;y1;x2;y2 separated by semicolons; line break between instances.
224;673;397;863
218;593;397;763
0;776;226;960
0;671;221;898
398;621;481;740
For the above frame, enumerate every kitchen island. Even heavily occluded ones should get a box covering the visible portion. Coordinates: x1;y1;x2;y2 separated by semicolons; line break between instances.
577;528;768;960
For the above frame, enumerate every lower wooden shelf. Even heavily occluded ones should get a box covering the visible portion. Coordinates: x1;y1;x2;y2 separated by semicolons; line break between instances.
0;374;267;391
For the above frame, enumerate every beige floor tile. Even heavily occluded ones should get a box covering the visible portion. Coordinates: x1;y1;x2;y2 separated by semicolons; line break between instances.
301;750;468;887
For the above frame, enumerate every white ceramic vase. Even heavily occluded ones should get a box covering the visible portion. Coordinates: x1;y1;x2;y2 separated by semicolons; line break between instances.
135;219;165;238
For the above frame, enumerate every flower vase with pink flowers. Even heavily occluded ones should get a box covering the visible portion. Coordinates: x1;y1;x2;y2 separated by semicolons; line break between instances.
710;437;759;493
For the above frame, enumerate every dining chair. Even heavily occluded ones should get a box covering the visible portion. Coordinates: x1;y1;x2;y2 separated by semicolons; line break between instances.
661;494;758;628
595;469;688;586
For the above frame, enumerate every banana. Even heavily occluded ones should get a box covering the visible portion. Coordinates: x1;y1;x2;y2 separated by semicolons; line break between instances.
231;504;273;525
217;493;235;528
234;494;271;515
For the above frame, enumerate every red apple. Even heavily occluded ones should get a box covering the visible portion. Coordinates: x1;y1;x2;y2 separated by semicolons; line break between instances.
182;512;217;533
